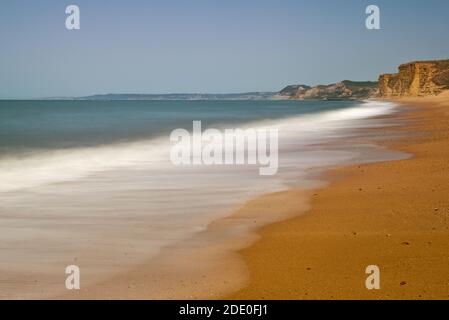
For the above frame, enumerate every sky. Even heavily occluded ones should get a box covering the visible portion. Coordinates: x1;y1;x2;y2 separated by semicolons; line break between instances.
0;0;449;98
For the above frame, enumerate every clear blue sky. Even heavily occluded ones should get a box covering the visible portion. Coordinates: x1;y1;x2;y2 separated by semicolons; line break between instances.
1;0;449;98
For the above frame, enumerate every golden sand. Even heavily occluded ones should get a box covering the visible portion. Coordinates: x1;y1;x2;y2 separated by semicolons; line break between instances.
227;92;449;299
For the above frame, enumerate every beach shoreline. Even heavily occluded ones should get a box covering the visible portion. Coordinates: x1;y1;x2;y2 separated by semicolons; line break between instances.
1;99;406;300
57;93;449;299
226;92;449;299
60;99;413;300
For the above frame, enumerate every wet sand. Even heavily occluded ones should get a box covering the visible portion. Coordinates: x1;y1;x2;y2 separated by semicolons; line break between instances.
62;189;312;299
228;92;449;299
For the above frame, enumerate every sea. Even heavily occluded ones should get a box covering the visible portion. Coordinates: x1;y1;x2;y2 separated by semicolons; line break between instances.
0;99;406;298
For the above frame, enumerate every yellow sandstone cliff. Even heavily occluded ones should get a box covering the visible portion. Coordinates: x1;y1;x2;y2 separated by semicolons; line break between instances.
379;59;449;97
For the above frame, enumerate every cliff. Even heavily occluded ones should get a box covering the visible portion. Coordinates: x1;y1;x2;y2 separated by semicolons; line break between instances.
278;84;311;97
275;80;378;100
379;59;449;97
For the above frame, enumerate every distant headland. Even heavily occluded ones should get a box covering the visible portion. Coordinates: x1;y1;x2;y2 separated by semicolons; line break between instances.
47;59;448;102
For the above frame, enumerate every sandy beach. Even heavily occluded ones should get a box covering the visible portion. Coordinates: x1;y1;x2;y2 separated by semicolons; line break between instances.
62;94;449;300
60;94;449;300
227;92;449;299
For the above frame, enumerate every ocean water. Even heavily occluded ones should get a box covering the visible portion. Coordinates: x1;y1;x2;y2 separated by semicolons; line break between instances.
0;99;403;298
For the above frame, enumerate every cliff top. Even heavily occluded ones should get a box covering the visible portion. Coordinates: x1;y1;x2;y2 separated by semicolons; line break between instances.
398;59;449;68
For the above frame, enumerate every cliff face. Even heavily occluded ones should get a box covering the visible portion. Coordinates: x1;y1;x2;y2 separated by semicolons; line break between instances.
276;80;378;100
379;60;449;97
278;84;311;97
